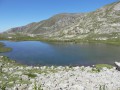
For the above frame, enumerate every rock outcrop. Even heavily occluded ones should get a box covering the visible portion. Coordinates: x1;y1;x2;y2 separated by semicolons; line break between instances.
5;1;120;40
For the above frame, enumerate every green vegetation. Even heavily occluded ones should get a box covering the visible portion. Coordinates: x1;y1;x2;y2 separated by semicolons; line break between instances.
33;81;43;90
95;64;113;70
0;42;12;53
1;33;120;46
25;73;37;78
2;33;119;46
0;56;30;89
91;64;113;73
99;85;108;90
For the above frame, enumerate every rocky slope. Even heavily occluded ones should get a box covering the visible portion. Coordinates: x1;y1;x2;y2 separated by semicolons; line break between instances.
0;56;120;90
5;1;120;40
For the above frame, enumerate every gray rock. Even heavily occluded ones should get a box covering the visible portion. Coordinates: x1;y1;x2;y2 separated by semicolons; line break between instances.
21;75;29;81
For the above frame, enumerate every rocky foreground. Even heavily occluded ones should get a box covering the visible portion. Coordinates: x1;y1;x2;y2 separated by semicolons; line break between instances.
0;56;120;90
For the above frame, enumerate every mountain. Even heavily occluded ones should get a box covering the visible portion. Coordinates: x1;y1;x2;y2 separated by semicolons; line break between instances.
5;1;120;41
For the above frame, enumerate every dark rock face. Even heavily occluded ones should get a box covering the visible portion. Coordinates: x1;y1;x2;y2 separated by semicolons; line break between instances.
5;1;120;40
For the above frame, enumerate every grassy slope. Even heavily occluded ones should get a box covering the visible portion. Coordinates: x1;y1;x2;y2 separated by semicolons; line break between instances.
1;33;120;46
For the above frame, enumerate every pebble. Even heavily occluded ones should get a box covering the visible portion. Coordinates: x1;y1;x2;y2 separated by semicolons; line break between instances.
0;56;120;90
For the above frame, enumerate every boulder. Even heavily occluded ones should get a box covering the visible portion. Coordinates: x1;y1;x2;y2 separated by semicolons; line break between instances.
115;62;120;71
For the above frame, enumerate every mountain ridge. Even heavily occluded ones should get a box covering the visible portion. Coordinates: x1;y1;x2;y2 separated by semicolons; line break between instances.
4;1;120;41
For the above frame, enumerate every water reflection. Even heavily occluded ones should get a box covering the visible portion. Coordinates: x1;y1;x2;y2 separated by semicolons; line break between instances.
0;41;120;66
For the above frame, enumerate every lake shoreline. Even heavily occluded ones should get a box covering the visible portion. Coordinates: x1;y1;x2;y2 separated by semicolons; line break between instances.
0;41;120;89
0;40;120;66
1;35;120;46
0;56;120;90
0;42;12;53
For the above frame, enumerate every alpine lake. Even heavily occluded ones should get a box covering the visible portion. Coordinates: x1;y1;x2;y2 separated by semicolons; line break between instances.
0;41;120;66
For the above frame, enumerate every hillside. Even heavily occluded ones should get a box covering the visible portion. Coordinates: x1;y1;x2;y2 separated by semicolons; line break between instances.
4;1;120;41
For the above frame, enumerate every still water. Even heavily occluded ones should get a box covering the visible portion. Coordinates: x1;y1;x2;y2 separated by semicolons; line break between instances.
0;41;120;66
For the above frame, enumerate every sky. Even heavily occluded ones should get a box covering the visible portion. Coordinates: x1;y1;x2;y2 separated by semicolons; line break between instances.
0;0;118;32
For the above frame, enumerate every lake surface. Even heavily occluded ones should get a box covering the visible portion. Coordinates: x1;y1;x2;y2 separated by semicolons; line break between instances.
0;41;120;66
